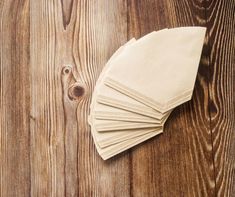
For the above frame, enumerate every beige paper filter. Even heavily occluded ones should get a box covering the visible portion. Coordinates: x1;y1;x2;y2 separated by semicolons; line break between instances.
104;27;206;113
89;39;165;155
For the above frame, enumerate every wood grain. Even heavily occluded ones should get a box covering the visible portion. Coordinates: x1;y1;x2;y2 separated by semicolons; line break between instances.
30;0;130;196
0;0;30;196
206;0;235;196
127;0;215;196
0;0;234;196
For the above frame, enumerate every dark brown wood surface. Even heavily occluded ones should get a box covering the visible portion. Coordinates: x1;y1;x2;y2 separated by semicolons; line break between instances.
0;0;234;196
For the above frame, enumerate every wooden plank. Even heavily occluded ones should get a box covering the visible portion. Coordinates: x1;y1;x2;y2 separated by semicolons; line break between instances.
0;0;234;196
127;0;216;196
0;0;30;196
30;0;130;196
206;0;235;196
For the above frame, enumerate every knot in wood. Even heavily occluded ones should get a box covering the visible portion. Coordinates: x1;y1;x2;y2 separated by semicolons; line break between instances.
68;83;85;100
62;66;72;75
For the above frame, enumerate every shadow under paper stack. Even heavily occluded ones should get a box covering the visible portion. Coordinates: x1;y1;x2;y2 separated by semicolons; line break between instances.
88;27;206;160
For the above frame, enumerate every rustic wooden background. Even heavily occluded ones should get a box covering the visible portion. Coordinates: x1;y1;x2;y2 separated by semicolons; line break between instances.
0;0;234;196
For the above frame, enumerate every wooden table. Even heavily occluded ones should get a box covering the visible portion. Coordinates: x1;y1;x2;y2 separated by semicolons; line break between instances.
0;0;234;196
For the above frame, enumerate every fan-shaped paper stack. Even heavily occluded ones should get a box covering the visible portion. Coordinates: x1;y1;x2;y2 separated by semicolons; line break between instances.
88;27;206;160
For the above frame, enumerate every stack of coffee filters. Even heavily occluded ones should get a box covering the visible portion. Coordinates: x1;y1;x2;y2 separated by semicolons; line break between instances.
88;27;206;160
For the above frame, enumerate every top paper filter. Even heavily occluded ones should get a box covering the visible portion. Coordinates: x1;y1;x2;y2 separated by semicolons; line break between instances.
104;27;206;113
